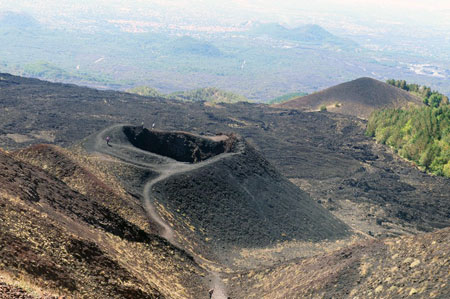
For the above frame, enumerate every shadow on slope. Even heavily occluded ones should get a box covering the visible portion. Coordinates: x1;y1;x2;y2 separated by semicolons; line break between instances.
153;133;351;250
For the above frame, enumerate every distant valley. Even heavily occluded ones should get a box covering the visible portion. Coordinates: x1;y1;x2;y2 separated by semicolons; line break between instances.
1;11;449;101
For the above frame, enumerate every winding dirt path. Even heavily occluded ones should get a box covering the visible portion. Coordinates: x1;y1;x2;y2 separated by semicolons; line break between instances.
142;163;180;243
86;125;229;298
209;272;228;299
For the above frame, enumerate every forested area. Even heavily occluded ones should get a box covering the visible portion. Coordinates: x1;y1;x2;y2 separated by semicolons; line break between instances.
367;106;450;177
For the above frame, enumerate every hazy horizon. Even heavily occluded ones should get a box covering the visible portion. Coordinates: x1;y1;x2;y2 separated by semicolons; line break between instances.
1;0;449;33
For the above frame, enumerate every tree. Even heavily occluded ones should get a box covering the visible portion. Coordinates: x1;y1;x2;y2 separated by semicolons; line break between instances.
429;94;442;108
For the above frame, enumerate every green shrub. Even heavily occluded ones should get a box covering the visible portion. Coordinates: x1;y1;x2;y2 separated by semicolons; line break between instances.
443;161;450;177
320;105;327;111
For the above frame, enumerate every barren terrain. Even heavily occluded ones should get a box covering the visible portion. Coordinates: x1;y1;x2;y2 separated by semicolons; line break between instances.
1;74;449;298
1;73;447;236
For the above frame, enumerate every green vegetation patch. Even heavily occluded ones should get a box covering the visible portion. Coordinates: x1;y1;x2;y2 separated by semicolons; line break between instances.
366;106;450;177
23;61;73;80
386;79;449;108
170;87;248;103
126;86;165;98
127;86;249;104
22;61;111;84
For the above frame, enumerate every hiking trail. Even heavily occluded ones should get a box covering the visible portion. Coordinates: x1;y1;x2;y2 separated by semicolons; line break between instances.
86;124;229;298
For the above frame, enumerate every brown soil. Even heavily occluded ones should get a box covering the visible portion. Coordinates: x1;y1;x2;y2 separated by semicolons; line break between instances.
0;281;45;299
13;144;154;235
0;148;207;298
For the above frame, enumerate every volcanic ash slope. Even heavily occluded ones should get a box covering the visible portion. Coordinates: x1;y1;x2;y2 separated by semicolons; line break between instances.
116;126;351;253
276;77;423;119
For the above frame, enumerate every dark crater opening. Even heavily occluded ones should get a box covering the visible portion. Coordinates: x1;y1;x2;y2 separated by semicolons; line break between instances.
123;126;236;163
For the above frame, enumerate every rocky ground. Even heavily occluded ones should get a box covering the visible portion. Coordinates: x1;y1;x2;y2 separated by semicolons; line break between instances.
1;73;449;298
0;281;40;299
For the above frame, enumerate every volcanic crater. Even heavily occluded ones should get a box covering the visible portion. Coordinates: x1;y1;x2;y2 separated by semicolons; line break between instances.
83;125;351;264
123;125;237;163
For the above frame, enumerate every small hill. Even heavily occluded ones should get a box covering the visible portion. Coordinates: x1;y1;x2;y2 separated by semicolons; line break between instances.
249;23;356;47
276;77;423;119
252;23;334;42
83;125;350;260
166;36;222;57
0;11;41;30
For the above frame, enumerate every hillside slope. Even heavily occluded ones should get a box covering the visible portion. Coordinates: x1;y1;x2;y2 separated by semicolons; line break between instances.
2;142;448;298
276;77;423;118
0;147;207;298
